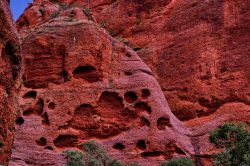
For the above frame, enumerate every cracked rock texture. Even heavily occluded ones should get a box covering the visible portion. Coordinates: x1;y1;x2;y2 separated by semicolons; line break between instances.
0;0;248;165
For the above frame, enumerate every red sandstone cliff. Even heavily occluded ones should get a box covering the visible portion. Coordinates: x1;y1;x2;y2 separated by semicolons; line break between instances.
0;0;249;165
0;0;21;164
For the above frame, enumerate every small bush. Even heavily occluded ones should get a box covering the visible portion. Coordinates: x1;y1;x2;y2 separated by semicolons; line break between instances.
108;159;124;166
82;140;109;163
117;37;130;46
64;141;127;166
100;21;107;28
209;122;250;166
83;8;93;20
59;2;69;10
63;150;84;166
160;157;195;166
127;163;140;166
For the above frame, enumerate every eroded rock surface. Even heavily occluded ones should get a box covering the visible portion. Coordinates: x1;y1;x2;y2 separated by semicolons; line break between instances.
0;0;20;164
90;0;250;121
11;0;250;165
11;4;191;166
17;0;250;121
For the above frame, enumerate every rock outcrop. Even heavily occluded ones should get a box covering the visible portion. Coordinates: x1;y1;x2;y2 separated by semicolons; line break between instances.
90;0;250;121
5;0;250;165
17;0;250;121
11;2;191;165
0;0;20;164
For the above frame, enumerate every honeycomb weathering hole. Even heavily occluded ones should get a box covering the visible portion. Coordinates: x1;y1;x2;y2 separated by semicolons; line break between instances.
23;109;34;116
34;98;44;115
136;140;146;150
141;89;150;98
124;91;138;104
73;65;102;82
113;143;125;150
42;112;50;125
48;102;56;110
98;91;124;110
124;71;133;76
140;117;150;127
71;104;98;129
157;117;171;130
16;117;24;125
53;135;78;147
45;146;53;150
22;91;37;99
141;151;162;157
36;137;47;146
134;102;152;114
126;52;132;57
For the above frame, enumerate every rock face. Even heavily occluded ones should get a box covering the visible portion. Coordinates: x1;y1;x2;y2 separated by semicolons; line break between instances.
89;0;250;121
0;0;20;164
10;0;250;165
11;2;191;166
17;0;250;122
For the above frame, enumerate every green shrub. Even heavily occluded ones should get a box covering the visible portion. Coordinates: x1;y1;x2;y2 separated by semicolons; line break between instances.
83;8;93;20
100;21;107;28
108;159;124;166
64;141;127;166
82;140;109;163
209;122;250;166
63;150;84;166
59;2;69;10
160;157;195;166
117;37;130;46
127;163;140;166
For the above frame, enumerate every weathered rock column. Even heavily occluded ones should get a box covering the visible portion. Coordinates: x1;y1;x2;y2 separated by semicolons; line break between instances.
0;0;21;164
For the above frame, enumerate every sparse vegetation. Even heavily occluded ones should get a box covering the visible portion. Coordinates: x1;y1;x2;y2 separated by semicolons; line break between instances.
63;150;84;166
160;157;194;166
83;8;93;20
108;159;124;166
64;140;140;166
209;122;250;166
117;37;130;46
127;163;140;166
59;2;69;10
100;21;107;29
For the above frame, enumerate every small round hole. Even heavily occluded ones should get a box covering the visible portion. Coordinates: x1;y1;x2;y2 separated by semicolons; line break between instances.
48;102;56;110
16;117;24;125
113;143;125;150
126;52;132;57
124;91;138;104
141;89;150;98
36;137;47;146
137;140;146;150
